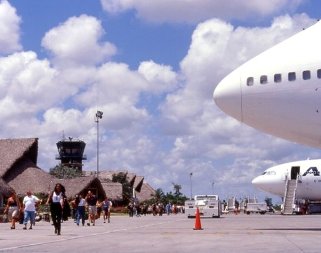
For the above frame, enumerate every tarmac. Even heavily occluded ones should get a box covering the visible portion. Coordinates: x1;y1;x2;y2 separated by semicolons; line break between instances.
1;212;321;253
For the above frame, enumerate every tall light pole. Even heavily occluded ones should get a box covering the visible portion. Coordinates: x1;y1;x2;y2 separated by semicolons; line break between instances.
212;181;215;194
95;110;103;177
190;172;193;200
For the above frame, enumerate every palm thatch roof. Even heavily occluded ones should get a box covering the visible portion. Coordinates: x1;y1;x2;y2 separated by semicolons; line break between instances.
6;159;55;196
0;138;38;178
136;183;156;201
101;182;122;200
126;172;136;187
90;170;157;201
0;178;14;197
61;176;106;200
133;175;144;192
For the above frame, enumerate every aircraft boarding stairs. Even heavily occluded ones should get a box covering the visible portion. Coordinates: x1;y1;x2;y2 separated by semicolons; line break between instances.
282;178;298;215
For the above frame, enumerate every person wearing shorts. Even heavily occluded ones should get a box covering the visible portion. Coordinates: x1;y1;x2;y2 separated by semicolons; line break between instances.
85;191;97;226
4;192;21;229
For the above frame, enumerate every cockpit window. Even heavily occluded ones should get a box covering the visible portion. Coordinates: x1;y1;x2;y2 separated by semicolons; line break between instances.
260;75;268;84
274;74;282;83
303;70;311;80
317;69;321;79
288;72;296;81
247;77;254;86
262;171;276;175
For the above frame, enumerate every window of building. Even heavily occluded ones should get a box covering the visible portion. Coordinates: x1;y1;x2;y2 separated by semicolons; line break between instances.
303;70;311;80
247;77;254;86
288;72;296;81
317;69;321;79
274;73;282;83
260;75;268;84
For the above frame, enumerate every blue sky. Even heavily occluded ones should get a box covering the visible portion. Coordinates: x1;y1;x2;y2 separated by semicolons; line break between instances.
1;0;321;203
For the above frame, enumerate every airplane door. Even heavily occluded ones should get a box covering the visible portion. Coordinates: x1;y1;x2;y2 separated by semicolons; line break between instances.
291;166;300;180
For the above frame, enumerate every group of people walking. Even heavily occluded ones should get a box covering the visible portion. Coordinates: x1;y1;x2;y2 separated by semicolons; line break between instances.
4;190;41;230
4;183;112;236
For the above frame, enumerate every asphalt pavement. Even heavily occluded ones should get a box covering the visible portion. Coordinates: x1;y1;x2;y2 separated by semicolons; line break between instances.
1;213;321;253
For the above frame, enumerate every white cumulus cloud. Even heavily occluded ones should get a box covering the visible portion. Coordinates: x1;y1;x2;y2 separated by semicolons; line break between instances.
42;15;116;67
100;0;305;23
0;0;22;54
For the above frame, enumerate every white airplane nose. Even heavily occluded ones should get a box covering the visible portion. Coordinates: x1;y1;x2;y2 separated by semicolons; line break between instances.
251;176;266;192
213;70;242;122
251;173;283;196
251;176;261;186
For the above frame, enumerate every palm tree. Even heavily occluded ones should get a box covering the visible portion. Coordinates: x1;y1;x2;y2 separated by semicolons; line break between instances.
172;183;182;197
152;188;165;202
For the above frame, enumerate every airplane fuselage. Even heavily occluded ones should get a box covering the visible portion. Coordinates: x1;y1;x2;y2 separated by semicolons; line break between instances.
252;159;321;200
214;21;321;148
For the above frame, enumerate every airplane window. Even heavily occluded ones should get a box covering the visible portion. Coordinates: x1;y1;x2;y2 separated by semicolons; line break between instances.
274;74;282;83
260;75;268;84
246;77;254;86
303;70;311;80
317;69;321;79
247;77;254;86
288;72;296;81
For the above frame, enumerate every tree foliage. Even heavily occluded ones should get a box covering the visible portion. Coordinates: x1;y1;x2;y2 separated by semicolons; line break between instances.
112;172;132;204
49;164;82;179
148;183;187;205
172;183;182;197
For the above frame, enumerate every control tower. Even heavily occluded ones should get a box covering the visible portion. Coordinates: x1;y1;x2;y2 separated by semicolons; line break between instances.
56;137;87;172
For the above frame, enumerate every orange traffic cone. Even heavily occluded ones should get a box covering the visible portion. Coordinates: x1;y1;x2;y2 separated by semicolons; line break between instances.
193;207;203;230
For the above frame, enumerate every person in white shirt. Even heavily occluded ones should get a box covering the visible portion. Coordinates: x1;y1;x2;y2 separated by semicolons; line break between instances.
22;190;40;230
46;183;65;235
73;194;86;226
102;196;112;223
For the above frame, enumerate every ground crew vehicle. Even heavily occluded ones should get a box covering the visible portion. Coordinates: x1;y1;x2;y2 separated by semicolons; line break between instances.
245;202;267;214
185;195;221;218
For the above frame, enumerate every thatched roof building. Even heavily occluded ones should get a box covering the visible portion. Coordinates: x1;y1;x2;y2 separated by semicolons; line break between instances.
101;182;122;200
0;138;155;206
0;178;13;196
95;171;145;193
0;138;55;199
136;183;156;201
0;178;14;206
0;138;38;179
62;176;106;200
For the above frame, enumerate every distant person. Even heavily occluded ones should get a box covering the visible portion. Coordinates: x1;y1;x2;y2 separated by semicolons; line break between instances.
4;192;21;229
97;200;102;219
234;200;240;215
85;191;97;226
74;194;86;226
46;183;66;235
22;190;41;230
102;196;112;223
165;203;171;215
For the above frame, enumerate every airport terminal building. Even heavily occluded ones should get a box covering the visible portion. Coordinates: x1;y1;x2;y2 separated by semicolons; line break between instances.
0;138;155;206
